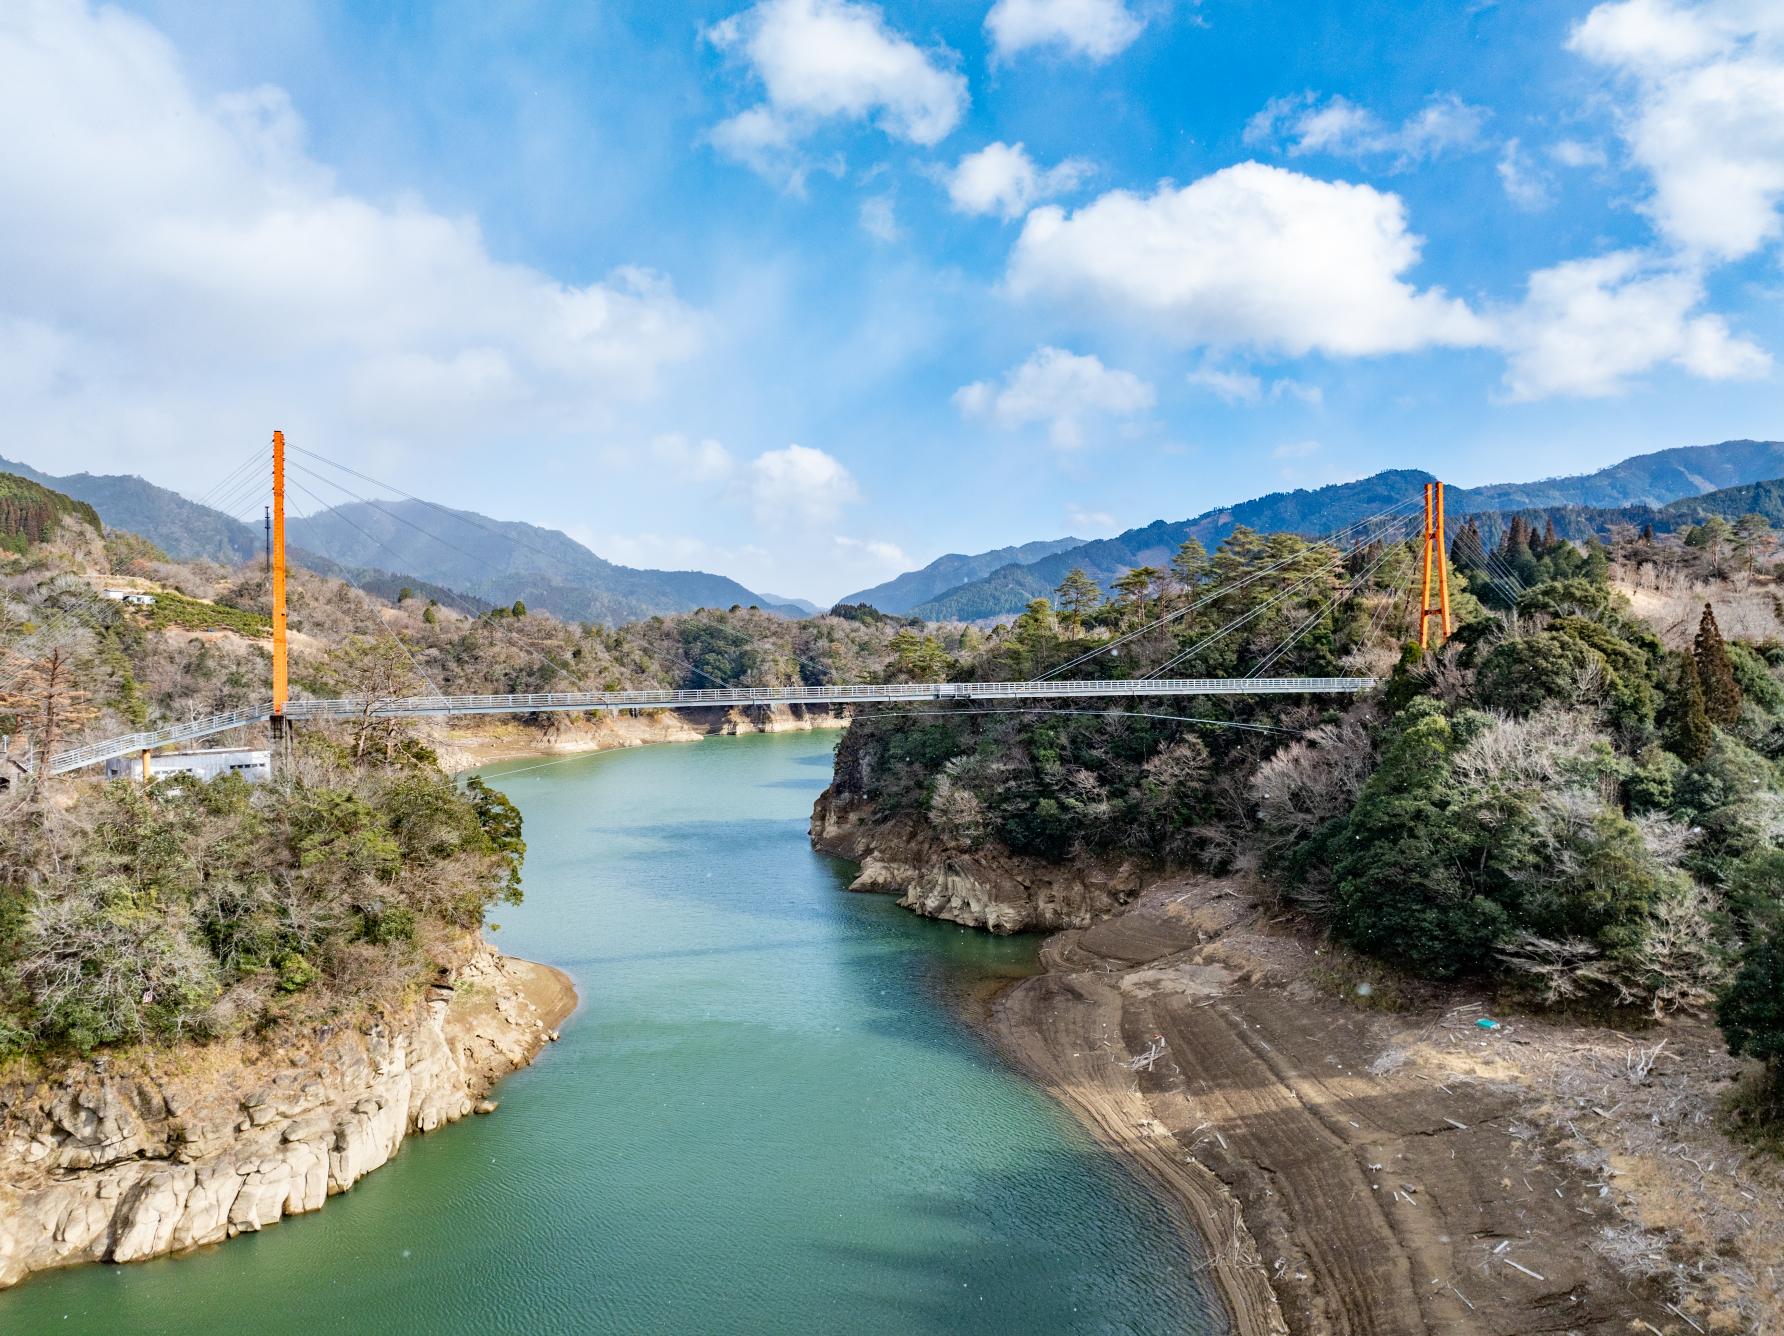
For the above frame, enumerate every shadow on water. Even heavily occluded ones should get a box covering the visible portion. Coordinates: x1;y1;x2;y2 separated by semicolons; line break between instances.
812;1156;1222;1335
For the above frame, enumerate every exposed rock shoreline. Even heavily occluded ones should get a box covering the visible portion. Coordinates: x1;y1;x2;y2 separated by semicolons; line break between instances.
0;948;575;1291
435;702;847;771
810;787;1146;933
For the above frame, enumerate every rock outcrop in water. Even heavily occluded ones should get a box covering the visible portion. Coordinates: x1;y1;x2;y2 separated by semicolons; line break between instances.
0;948;573;1290
810;785;1146;933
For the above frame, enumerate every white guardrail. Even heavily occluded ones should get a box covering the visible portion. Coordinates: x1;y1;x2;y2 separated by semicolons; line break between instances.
49;677;1375;774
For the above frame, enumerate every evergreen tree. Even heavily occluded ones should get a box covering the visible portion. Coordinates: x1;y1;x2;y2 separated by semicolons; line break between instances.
1640;522;1655;544
1168;539;1209;591
1667;653;1714;764
1053;568;1102;635
1693;603;1742;726
1718;920;1784;1113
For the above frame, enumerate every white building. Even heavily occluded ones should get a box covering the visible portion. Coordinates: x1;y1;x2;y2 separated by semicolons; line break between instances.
105;748;271;783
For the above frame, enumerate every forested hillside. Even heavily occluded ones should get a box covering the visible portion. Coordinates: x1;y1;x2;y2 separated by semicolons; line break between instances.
0;472;101;554
833;521;1784;1113
901;440;1784;622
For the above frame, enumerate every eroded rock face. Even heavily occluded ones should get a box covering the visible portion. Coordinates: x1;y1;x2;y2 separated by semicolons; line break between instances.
0;949;567;1290
810;788;1146;934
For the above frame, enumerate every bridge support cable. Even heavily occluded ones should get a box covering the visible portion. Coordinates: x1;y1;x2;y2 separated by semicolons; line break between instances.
285;475;445;701
1248;530;1416;679
1029;495;1425;684
1142;508;1421;681
286;445;863;697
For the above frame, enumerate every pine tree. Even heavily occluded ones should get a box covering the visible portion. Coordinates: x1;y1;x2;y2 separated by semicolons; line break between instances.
1054;568;1103;636
1694;603;1743;726
1667;654;1714;764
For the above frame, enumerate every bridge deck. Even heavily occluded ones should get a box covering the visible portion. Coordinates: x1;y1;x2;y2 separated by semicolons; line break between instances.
47;676;1375;775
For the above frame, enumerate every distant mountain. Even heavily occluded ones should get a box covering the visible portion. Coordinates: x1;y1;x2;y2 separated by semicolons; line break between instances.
757;592;821;616
0;455;263;564
0;454;802;625
1447;439;1784;513
1463;475;1784;546
286;500;806;625
907;440;1784;621
839;537;1086;614
912;471;1432;621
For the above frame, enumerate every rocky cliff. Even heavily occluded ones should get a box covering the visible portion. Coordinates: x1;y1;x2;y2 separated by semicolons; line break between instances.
0;948;574;1290
810;785;1148;933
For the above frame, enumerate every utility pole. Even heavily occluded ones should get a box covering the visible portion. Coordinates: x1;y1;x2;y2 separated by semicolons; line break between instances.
271;431;289;749
264;506;272;574
1418;480;1453;649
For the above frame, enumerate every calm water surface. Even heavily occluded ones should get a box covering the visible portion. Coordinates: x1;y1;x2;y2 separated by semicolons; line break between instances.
5;732;1215;1334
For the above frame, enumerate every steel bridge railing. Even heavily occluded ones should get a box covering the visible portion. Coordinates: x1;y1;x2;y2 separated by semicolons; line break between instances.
47;676;1375;775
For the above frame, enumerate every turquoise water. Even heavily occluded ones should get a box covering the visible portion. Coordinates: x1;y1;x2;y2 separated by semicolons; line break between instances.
4;732;1215;1334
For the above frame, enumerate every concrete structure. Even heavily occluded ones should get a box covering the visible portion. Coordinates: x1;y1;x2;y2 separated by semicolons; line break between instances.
104;747;271;783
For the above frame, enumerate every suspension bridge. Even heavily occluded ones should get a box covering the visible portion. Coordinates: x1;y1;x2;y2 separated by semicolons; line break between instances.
35;434;1472;779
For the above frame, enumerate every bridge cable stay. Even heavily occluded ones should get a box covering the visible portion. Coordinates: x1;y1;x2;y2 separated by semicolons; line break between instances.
285;476;447;700
1028;495;1425;684
1142;507;1423;681
1248;529;1420;679
282;456;757;696
285;445;868;697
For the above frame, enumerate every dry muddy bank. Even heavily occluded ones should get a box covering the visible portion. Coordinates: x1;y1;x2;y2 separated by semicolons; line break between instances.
979;879;1778;1335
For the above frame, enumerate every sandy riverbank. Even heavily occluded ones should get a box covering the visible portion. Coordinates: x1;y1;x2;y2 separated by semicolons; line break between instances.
978;877;1779;1336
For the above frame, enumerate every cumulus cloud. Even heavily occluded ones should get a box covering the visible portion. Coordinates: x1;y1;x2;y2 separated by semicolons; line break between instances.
1494;250;1771;399
707;0;967;181
1007;164;1488;357
0;0;701;482
859;193;901;241
1570;0;1784;261
985;0;1146;62
1065;503;1118;535
954;346;1154;449
1243;93;1489;166
1497;138;1555;211
750;443;861;525
946;141;1093;220
1185;366;1263;404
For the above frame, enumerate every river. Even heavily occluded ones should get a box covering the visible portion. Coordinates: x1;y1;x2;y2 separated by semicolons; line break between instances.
4;731;1215;1334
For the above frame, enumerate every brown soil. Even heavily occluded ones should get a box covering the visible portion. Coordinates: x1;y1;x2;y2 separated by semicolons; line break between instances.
984;878;1778;1336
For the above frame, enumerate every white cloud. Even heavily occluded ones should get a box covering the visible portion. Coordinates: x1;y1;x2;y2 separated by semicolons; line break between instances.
1497;138;1555;211
1271;440;1322;460
831;534;911;568
1494;250;1771;399
945;142;1093;220
1185;366;1263;404
749;443;861;525
707;0;967;181
652;434;739;482
955;346;1154;449
1065;503;1118;535
1570;0;1784;260
1244;93;1489;166
1271;378;1324;407
985;0;1145;62
859;193;901;241
0;0;701;479
1551;138;1608;168
1185;365;1324;407
1007;163;1488;357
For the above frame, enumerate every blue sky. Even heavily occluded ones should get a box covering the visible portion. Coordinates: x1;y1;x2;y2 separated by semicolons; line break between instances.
1;0;1780;601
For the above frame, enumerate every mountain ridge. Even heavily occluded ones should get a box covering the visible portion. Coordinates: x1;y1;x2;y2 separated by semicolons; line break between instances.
904;440;1784;621
0;454;803;625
